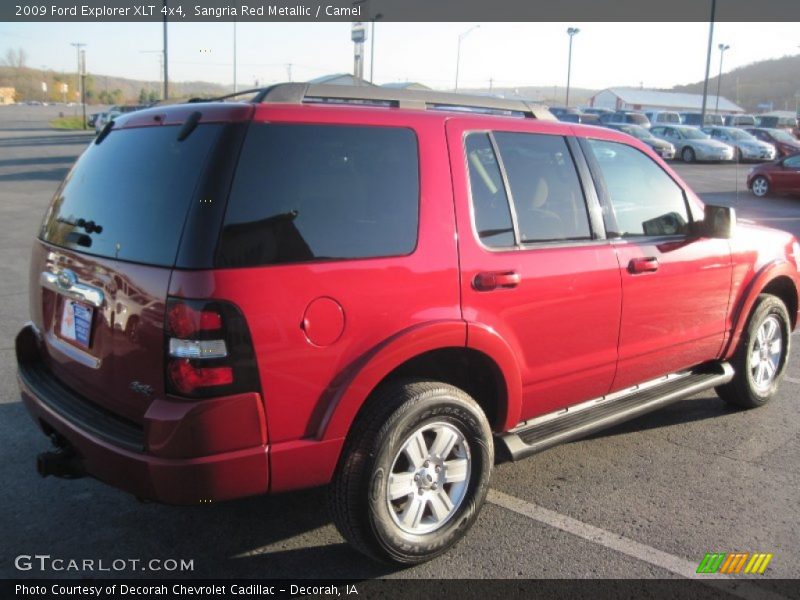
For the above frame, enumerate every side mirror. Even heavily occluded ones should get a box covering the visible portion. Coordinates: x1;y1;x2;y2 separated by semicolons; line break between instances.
694;204;735;239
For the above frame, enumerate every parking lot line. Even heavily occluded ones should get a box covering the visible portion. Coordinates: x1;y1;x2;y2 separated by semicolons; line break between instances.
784;376;800;385
487;489;789;599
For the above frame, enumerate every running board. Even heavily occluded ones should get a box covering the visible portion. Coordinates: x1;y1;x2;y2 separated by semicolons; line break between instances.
500;362;734;461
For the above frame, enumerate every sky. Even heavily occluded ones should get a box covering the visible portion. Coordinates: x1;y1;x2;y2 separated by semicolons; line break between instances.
2;21;799;92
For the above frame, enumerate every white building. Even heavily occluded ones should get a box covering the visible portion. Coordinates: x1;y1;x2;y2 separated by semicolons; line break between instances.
589;88;744;114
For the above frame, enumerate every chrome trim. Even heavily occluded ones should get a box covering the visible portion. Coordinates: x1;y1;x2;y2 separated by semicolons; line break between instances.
40;269;104;308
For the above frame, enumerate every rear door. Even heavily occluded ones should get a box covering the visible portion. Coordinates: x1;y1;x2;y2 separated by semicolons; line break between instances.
32;121;226;423
447;118;622;420
581;137;732;391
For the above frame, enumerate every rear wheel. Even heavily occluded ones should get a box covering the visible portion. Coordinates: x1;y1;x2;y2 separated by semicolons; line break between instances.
717;295;791;408
751;176;770;197
328;380;493;564
682;147;696;163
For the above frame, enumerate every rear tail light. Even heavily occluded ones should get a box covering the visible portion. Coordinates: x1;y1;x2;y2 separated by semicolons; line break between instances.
165;297;260;398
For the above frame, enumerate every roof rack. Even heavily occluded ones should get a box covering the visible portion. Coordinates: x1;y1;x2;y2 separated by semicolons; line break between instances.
190;83;554;120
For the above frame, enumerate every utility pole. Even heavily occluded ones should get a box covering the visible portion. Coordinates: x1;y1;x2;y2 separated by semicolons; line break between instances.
163;0;169;99
80;49;86;130
285;63;293;82
70;42;85;113
700;0;716;127
232;14;237;93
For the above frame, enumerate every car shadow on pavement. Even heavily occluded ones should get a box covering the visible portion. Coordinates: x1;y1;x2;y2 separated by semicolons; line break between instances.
0;397;400;580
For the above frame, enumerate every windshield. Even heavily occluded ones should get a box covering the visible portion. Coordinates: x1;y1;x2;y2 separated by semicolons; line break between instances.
681;129;710;140
41;124;221;266
728;129;757;141
770;129;798;143
619;125;651;140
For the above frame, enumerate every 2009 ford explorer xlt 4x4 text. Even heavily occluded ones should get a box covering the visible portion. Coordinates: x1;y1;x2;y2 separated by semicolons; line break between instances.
16;84;799;564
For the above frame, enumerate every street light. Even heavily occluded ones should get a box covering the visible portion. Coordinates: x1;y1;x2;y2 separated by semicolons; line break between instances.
715;43;730;113
369;13;383;84
454;24;480;92
565;27;580;107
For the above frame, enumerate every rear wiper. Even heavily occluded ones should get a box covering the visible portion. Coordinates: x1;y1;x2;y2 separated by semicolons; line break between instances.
57;216;103;234
177;111;202;142
95;120;114;145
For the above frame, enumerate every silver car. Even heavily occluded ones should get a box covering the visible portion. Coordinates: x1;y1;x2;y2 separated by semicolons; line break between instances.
701;126;776;162
650;125;734;162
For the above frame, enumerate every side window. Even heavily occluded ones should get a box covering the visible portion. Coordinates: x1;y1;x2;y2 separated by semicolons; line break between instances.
464;133;515;249
587;139;690;237
493;132;592;243
785;155;800;169
217;124;419;267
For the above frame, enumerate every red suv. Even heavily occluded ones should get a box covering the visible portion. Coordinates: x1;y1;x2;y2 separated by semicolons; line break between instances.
16;84;800;565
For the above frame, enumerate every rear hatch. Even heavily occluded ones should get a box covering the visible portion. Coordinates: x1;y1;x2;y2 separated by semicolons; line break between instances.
30;107;249;423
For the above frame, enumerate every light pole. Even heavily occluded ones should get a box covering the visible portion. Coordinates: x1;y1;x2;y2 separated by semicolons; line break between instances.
163;0;169;100
565;27;580;107
454;24;479;92
369;13;383;83
70;42;85;110
715;43;730;113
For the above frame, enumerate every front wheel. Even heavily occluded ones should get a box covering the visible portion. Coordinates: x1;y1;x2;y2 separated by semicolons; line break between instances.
751;176;770;197
328;380;493;564
717;295;791;408
682;146;696;163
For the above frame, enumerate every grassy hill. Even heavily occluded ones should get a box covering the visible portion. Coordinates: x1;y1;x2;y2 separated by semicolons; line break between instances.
670;54;800;114
0;65;230;105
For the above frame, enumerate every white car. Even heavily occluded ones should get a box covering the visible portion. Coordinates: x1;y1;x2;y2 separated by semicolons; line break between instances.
701;126;776;162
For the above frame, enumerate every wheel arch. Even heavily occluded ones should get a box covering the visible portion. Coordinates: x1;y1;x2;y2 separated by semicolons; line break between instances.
318;321;521;442
724;261;799;360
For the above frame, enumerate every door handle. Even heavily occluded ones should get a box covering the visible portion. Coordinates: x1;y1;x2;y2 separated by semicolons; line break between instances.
473;271;520;291
628;257;659;274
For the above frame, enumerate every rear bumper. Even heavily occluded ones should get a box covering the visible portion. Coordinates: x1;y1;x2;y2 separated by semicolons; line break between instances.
16;324;269;505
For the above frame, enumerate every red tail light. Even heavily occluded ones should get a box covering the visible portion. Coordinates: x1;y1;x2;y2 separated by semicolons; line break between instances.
165;297;260;399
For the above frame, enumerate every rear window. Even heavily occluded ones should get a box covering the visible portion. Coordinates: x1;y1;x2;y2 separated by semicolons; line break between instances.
216;124;419;268
40;124;221;266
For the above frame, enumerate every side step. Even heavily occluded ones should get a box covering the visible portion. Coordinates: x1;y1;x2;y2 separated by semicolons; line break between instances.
500;362;734;461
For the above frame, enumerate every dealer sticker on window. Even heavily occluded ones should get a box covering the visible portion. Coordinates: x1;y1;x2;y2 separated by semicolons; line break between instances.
60;300;93;348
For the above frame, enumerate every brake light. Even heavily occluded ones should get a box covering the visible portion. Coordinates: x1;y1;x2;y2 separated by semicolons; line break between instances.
165;298;260;399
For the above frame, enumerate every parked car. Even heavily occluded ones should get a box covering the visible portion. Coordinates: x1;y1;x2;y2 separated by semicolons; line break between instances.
756;114;799;137
548;106;581;119
557;112;599;125
645;110;682;126
745;127;800;158
17;84;799;565
603;123;676;159
680;112;725;127
747;153;800;197
94;104;147;133
701;126;776;162
580;106;615;117
599;110;651;128
86;113;100;128
724;114;757;128
650;125;735;162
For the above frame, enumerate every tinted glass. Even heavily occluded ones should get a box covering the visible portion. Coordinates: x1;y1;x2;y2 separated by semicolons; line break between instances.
217;124;419;267
587;139;689;237
40;124;221;266
785;155;800;168
494;132;591;243
465;133;515;249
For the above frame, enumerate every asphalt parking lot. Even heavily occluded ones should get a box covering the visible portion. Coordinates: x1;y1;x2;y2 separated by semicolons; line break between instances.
0;106;798;587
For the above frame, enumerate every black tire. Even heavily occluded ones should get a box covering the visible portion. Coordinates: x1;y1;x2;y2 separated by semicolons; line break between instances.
716;294;791;408
328;380;493;564
682;146;696;163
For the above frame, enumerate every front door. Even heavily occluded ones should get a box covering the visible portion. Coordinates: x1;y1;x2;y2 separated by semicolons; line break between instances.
581;137;732;391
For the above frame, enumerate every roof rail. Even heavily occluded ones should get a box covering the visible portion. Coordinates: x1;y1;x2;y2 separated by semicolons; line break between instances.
193;82;554;120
